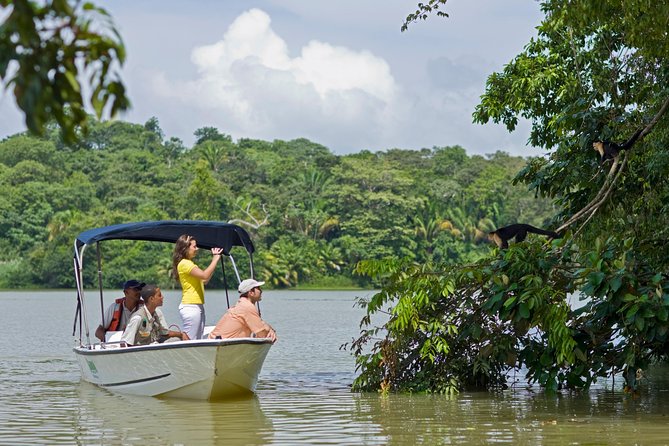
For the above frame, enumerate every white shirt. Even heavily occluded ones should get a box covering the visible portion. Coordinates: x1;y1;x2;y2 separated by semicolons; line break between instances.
120;306;170;346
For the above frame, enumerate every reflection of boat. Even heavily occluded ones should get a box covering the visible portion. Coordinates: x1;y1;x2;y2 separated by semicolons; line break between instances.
76;382;274;445
72;220;273;400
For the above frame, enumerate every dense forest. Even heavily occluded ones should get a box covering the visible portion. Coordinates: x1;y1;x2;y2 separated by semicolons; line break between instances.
0;119;553;290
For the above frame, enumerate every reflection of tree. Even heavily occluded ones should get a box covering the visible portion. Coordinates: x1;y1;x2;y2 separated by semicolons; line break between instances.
351;388;669;445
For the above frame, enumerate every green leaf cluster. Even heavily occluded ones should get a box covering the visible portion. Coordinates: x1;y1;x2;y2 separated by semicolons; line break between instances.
0;0;129;142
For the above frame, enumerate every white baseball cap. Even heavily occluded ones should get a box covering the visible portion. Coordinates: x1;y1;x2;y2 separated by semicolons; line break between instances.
238;278;266;294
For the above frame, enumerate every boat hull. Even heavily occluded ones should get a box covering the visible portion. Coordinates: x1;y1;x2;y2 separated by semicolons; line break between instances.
74;338;272;400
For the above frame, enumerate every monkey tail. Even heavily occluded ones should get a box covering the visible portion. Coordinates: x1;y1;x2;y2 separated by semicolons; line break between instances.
527;225;561;239
621;128;643;151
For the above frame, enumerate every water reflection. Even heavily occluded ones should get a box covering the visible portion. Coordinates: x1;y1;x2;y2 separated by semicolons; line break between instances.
351;381;669;445
72;383;273;445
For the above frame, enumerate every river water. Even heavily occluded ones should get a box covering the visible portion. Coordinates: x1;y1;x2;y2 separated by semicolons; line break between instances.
1;290;668;445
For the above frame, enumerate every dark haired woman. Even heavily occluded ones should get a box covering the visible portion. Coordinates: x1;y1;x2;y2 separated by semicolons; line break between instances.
172;234;223;339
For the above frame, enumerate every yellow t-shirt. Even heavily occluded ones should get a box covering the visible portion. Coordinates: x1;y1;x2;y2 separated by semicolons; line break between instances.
178;258;205;304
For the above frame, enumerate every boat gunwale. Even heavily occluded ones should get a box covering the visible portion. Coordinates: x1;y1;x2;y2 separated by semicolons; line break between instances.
73;337;273;356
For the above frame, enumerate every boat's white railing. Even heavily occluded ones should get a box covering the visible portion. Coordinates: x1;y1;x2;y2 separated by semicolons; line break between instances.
228;255;241;283
73;240;92;347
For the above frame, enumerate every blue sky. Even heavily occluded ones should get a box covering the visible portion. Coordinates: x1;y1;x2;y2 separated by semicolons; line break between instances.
0;0;544;156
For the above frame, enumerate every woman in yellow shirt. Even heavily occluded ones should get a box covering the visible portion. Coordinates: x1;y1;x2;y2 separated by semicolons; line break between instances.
172;234;223;339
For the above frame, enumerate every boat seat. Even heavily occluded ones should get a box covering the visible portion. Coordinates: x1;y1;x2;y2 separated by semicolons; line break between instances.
104;327;216;343
105;331;123;343
202;325;215;338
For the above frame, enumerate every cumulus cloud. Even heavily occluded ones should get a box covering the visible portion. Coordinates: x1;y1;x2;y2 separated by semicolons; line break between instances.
150;8;402;150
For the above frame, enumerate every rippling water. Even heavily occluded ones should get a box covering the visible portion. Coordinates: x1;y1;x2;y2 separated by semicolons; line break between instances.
1;290;669;445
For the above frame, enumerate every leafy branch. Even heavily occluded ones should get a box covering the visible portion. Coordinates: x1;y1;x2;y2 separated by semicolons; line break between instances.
0;0;130;142
557;94;669;234
401;0;449;32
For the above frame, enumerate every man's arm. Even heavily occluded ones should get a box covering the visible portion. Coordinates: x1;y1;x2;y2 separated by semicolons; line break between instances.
95;304;115;341
245;314;277;343
95;325;106;342
156;309;190;341
237;302;278;343
256;327;277;342
120;316;141;346
166;329;190;341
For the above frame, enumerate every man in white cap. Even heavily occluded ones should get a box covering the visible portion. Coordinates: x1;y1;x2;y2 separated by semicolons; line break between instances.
208;278;277;342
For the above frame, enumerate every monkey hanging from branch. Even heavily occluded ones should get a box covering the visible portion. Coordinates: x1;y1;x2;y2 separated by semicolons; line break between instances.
488;224;561;249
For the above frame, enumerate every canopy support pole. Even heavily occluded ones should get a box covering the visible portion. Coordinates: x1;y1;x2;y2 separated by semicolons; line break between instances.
221;256;230;309
228;254;241;284
72;256;82;343
74;242;92;347
96;242;104;342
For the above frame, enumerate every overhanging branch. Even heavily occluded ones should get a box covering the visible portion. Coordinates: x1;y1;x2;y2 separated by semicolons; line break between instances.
557;94;669;234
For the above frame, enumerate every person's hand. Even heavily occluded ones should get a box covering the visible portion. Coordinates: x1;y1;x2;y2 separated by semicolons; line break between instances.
211;247;223;256
268;328;277;343
181;331;190;341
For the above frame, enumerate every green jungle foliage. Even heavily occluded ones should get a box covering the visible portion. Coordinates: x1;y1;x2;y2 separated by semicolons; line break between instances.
347;0;669;395
5;0;667;396
0;120;553;291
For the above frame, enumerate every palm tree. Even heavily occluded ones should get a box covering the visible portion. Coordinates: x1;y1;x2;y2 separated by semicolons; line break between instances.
197;140;230;172
414;201;462;256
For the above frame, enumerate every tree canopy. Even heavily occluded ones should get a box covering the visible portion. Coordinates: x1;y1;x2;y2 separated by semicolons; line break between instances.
349;0;669;394
0;118;551;292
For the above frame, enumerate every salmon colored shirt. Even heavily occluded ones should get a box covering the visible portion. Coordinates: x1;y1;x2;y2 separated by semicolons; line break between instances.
208;298;271;339
178;258;205;304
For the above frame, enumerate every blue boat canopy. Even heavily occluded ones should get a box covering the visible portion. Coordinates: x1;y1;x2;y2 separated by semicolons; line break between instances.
75;220;254;254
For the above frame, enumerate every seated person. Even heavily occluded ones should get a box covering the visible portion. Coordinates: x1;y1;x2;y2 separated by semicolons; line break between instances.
95;279;145;341
121;285;189;346
208;278;277;343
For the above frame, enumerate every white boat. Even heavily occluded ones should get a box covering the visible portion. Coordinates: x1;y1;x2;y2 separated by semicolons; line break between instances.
72;220;272;400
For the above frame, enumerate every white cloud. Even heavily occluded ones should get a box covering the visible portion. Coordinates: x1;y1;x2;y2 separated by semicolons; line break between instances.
191;9;291;74
292;41;395;100
149;8;402;151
